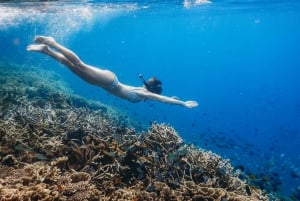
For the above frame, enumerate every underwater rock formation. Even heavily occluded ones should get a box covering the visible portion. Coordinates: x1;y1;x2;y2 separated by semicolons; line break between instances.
0;62;274;200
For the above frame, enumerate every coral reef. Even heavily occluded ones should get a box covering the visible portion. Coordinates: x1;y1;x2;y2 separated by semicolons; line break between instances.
0;62;274;200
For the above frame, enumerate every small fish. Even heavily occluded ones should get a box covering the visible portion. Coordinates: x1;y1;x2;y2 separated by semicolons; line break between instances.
248;174;256;180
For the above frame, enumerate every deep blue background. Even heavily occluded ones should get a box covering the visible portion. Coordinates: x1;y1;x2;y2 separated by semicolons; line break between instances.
1;0;300;196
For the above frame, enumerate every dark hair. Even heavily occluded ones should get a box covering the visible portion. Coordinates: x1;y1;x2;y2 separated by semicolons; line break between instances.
138;73;163;94
146;77;162;94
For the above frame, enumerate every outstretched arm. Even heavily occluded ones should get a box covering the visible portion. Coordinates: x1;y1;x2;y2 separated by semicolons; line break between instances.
136;90;198;108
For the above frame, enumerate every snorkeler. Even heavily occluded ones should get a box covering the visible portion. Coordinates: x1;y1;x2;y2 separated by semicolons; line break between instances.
27;36;198;108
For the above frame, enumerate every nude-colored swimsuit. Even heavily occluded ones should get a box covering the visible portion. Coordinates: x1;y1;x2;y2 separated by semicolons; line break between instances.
109;77;142;103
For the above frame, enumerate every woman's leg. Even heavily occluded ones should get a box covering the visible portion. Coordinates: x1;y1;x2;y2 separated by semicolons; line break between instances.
27;44;99;82
27;44;75;68
33;36;83;66
27;38;117;88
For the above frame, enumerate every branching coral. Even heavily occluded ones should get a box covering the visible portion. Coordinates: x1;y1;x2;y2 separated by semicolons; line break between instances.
0;161;101;201
0;62;275;201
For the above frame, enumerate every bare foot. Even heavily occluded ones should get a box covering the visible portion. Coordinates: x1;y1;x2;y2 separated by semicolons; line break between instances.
34;36;55;45
27;44;49;52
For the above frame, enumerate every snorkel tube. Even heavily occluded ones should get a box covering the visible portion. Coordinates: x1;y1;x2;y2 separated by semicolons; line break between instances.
138;73;148;87
138;73;163;94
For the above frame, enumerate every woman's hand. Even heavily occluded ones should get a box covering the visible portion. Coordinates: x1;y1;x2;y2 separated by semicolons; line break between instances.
184;101;198;108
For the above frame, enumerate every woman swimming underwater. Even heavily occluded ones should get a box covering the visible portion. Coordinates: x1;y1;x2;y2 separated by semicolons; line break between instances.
27;36;198;108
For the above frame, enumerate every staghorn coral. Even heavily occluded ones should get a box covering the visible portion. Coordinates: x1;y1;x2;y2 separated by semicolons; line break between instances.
0;162;101;201
0;62;277;200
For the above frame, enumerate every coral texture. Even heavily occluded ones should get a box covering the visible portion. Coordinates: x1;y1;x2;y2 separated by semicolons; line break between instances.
0;62;274;200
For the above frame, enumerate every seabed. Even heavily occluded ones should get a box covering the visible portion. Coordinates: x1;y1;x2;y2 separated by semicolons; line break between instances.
0;62;275;200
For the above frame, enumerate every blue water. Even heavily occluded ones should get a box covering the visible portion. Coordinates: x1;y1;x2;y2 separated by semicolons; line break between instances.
1;0;300;198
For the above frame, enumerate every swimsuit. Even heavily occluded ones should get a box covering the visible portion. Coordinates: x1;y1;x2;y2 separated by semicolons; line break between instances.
128;90;142;103
108;77;142;103
110;76;119;90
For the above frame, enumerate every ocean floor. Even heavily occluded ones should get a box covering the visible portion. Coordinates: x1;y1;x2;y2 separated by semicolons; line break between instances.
0;62;277;200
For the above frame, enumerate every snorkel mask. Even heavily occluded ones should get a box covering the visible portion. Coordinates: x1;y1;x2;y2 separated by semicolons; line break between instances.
138;73;163;94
